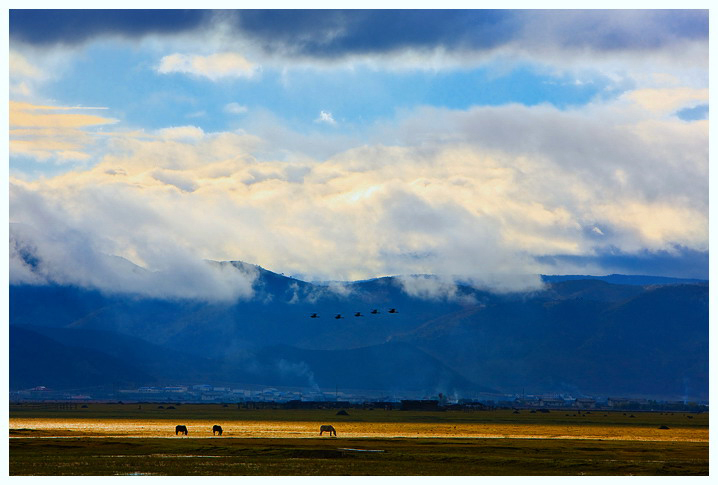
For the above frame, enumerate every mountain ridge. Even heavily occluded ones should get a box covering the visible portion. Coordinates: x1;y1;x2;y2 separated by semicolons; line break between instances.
9;260;709;400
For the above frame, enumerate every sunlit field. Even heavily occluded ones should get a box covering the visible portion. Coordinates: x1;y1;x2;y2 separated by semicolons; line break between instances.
9;417;708;441
9;404;708;475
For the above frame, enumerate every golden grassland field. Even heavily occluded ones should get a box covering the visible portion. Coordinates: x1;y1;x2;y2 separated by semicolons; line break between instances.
9;403;708;475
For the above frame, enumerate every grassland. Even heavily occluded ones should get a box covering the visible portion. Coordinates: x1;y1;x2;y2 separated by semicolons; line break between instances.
9;403;708;475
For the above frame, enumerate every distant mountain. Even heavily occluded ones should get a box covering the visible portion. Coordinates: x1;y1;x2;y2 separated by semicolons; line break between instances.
16;325;223;385
247;342;486;393
10;325;480;394
10;326;154;391
393;281;708;400
541;274;707;286
9;260;709;400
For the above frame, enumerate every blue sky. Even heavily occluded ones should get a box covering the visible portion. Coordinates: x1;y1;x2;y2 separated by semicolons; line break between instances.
8;8;709;298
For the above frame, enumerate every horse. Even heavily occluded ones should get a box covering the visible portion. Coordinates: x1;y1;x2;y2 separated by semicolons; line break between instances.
212;425;223;436
319;425;337;436
175;425;188;435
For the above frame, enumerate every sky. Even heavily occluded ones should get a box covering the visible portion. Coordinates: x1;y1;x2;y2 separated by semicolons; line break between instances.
7;7;710;300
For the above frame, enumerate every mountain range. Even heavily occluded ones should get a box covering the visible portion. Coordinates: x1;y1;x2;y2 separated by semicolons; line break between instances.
9;261;708;401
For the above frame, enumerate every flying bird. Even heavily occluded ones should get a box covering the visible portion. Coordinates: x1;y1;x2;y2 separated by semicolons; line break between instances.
370;309;379;314
354;312;363;317
310;313;319;318
335;314;344;319
388;308;398;314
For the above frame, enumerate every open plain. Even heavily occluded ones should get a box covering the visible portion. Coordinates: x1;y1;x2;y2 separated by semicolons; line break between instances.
9;403;708;475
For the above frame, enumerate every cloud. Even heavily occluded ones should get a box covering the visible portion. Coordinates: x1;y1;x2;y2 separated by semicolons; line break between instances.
9;196;258;302
394;275;477;302
157;125;205;141
9;102;118;162
10;102;115;128
625;88;708;115
11;10;708;75
230;10;707;59
151;169;199;193
9;51;41;79
10;9;209;46
157;52;258;80
224;102;248;114
8;91;707;295
315;110;336;125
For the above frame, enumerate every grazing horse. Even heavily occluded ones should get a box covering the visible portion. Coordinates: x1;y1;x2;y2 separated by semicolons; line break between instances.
212;425;223;436
320;425;337;436
175;425;188;436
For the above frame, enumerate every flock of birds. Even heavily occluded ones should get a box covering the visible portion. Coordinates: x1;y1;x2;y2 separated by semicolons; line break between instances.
310;308;398;319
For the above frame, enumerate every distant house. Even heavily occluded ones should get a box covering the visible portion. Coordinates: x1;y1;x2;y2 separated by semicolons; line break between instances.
539;397;565;408
401;400;440;411
164;386;187;393
138;387;160;393
366;401;395;410
607;398;634;408
192;384;213;392
574;398;596;409
515;397;541;407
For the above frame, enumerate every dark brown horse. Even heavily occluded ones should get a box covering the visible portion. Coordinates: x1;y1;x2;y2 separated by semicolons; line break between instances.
175;425;188;435
319;425;336;436
212;425;223;436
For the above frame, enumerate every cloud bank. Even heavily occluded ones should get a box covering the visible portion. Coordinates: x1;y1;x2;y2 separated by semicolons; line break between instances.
11;10;707;58
9;92;708;298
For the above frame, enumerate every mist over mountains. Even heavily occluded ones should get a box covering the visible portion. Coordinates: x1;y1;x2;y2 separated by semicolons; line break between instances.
10;261;708;401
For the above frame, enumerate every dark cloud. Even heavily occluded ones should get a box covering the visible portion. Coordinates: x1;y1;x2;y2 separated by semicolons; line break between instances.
233;10;518;57
531;10;708;51
10;9;208;45
232;10;708;57
536;246;708;280
11;9;708;56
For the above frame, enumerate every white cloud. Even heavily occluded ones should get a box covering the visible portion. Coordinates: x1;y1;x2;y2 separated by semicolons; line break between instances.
315;110;336;125
394;275;479;303
8;95;707;297
9;51;42;79
9;102;118;162
151;169;199;193
9;190;257;302
224;102;248;114
624;88;708;115
158;125;205;141
157;52;258;80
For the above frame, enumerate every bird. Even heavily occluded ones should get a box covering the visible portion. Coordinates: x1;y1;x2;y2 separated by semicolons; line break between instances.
370;309;379;314
388;308;398;314
335;314;344;319
310;313;319;318
354;312;363;317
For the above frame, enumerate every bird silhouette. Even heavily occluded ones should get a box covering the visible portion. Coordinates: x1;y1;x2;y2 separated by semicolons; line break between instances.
370;309;379;314
335;314;344;319
388;308;398;314
310;313;319;318
354;312;363;317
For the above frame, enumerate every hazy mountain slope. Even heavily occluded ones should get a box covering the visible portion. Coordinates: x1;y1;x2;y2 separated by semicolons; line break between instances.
245;341;486;393
10;325;155;390
394;282;708;399
9;262;709;399
16;325;224;385
542;274;708;286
